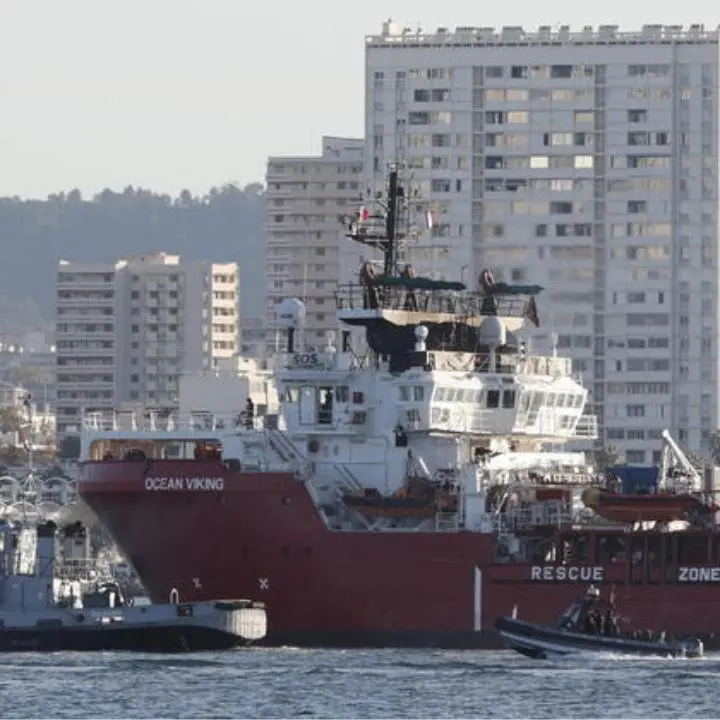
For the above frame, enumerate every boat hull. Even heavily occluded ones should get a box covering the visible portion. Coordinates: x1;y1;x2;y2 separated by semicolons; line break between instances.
78;460;720;649
0;623;249;653
0;600;267;653
495;616;703;659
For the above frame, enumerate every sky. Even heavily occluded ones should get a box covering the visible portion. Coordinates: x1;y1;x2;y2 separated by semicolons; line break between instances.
0;0;718;199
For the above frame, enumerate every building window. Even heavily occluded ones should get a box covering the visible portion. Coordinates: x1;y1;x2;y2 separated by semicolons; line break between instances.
574;156;593;169
626;405;645;418
627;109;647;123
550;64;573;78
626;450;646;464
506;111;529;124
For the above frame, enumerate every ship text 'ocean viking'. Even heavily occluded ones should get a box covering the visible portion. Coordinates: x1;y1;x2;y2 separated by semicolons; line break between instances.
145;477;225;492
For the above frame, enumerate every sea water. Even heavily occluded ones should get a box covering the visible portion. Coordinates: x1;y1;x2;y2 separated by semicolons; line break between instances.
1;648;717;718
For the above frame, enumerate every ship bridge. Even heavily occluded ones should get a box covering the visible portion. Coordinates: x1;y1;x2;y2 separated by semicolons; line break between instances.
391;350;596;442
274;343;597;445
334;279;539;358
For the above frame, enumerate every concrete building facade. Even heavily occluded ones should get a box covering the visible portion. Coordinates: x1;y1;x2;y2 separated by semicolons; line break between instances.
55;253;238;436
365;22;719;462
264;136;364;353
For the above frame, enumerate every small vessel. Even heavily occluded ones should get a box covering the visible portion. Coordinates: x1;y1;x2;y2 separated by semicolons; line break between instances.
0;519;267;652
495;586;704;660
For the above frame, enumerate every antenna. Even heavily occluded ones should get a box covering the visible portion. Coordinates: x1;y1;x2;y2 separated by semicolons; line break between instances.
345;164;405;278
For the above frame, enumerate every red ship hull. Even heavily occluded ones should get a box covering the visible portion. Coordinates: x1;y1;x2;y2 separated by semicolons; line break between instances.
79;460;720;648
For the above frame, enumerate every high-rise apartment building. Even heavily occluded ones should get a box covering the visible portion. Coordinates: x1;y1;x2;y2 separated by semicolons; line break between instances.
264;136;364;352
365;22;719;462
55;253;238;436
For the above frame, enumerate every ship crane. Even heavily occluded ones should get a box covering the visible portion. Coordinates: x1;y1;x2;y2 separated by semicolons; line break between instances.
657;429;703;494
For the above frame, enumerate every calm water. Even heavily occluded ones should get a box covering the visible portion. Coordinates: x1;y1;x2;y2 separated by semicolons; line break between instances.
3;648;720;718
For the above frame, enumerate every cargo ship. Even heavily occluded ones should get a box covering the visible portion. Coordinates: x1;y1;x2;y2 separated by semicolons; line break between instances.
78;167;720;648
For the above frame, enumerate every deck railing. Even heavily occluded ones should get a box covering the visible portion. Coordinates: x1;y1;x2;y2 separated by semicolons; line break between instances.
334;283;532;319
82;410;265;433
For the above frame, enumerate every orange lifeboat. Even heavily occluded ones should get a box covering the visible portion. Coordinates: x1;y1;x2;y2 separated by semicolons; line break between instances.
582;487;706;524
343;477;458;519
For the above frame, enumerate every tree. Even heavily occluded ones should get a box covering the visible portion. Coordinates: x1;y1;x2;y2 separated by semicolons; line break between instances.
0;407;22;436
594;444;621;473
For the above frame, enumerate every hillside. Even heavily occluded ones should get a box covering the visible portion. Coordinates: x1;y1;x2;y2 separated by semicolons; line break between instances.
0;184;266;340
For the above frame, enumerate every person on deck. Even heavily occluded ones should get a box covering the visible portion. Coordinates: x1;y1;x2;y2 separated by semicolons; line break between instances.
359;262;379;309
400;263;418;311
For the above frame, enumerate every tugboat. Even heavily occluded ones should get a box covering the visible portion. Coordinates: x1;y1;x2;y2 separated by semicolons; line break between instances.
495;586;704;660
0;519;267;652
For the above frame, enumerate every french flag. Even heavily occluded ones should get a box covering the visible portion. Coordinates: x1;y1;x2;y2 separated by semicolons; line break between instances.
426;209;436;229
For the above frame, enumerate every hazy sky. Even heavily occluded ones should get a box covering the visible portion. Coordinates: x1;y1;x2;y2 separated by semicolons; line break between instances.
1;0;717;199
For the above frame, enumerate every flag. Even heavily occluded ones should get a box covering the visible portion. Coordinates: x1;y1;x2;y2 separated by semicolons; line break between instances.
525;296;540;328
359;207;369;223
426;210;436;229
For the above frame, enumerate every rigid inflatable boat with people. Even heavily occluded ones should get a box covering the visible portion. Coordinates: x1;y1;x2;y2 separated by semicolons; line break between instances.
495;585;704;659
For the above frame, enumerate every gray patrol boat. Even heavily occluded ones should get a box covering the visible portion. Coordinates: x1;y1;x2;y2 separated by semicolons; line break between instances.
0;519;266;652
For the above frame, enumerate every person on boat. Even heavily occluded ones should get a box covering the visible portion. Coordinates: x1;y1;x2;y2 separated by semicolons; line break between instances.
359;262;379;309
400;264;418;311
582;585;602;634
478;268;498;315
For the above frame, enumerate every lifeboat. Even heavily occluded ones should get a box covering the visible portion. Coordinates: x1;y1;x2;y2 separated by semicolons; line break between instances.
582;487;707;524
343;477;458;519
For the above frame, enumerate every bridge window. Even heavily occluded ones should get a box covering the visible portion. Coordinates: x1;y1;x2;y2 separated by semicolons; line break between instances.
413;386;425;401
335;386;349;402
283;386;299;402
487;390;500;408
502;390;516;408
399;386;411;401
434;387;447;401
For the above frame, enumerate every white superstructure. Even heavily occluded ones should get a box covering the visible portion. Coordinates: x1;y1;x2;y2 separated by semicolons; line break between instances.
365;22;720;463
55;253;239;437
264;136;364;354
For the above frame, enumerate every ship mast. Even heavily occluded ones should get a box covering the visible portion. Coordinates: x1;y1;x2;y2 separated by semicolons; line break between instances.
346;164;405;278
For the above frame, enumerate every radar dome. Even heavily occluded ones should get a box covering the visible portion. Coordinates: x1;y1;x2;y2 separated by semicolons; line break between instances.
277;298;306;328
478;316;506;348
414;325;429;341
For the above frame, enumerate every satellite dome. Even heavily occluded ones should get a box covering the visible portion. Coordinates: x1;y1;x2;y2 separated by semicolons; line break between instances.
414;325;429;341
276;298;306;328
478;316;507;348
